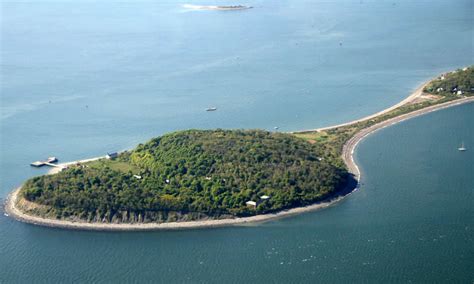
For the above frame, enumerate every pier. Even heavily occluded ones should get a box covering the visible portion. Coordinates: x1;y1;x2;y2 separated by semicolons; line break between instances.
30;157;60;168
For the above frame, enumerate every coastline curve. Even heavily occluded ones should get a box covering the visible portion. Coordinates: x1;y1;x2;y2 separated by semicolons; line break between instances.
341;96;474;182
4;84;474;231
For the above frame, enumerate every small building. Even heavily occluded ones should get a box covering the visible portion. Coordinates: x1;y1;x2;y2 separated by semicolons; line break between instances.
205;177;212;180
246;201;257;208
462;67;468;71
106;152;118;159
457;90;463;95
133;175;142;179
260;195;270;200
165;179;170;184
436;87;444;92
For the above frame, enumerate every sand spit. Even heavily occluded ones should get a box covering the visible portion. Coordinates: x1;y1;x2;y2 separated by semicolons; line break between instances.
5;75;474;231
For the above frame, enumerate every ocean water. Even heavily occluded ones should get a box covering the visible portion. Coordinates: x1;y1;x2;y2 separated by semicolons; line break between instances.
1;0;473;282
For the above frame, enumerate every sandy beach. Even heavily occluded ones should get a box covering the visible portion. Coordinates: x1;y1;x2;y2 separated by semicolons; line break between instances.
341;96;474;181
297;79;431;133
47;156;105;175
5;77;474;231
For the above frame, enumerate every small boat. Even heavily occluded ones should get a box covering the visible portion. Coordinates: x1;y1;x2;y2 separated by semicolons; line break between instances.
47;157;58;163
274;126;279;130
458;142;467;151
3;213;9;217
206;107;217;112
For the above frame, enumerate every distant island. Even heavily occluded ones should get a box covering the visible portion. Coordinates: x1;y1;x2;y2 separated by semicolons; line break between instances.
182;4;253;11
5;66;473;230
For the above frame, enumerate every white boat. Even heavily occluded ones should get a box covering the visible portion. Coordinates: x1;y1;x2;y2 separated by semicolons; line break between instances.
47;157;58;163
206;107;217;112
458;142;466;151
3;213;9;217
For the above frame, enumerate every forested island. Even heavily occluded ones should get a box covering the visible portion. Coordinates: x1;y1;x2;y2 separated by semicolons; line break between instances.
6;66;473;229
18;130;348;223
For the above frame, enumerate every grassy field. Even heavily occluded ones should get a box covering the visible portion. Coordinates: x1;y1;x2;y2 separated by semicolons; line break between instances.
86;158;141;174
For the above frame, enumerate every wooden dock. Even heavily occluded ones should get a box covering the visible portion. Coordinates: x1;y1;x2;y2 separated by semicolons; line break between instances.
30;157;59;168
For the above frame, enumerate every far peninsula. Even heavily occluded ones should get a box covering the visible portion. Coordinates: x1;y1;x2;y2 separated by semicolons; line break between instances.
182;5;252;11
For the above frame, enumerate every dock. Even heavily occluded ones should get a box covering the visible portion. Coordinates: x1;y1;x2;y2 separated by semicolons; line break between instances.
30;157;59;168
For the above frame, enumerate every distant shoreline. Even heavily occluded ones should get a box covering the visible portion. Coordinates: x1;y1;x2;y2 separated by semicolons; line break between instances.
5;73;474;231
182;4;253;11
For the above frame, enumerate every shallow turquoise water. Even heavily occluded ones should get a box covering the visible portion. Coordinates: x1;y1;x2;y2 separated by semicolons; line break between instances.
1;0;473;282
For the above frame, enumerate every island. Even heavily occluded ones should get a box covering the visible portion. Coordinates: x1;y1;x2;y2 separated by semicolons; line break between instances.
5;66;474;230
182;4;253;11
14;130;348;223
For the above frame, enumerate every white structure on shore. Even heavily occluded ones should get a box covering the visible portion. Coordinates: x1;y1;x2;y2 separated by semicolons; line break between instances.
246;201;257;208
106;152;118;159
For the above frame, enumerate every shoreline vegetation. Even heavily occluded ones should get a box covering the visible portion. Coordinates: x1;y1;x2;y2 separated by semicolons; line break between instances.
5;66;474;231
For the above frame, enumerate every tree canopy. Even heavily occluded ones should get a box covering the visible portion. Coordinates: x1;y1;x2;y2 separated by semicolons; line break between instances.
424;66;473;97
21;130;348;223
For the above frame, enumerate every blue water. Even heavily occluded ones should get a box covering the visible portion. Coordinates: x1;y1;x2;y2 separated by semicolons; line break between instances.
1;0;473;282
